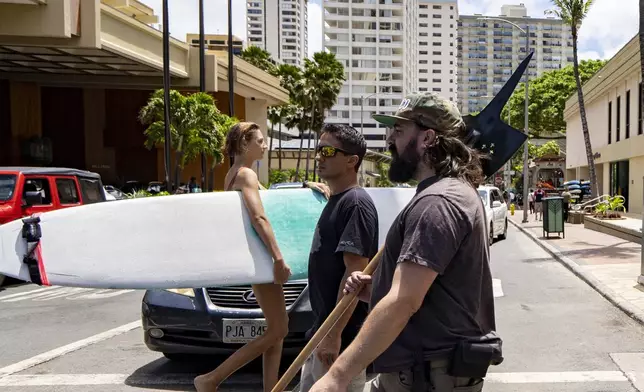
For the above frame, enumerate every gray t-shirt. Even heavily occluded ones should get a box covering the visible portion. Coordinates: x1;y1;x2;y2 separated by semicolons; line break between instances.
370;176;496;374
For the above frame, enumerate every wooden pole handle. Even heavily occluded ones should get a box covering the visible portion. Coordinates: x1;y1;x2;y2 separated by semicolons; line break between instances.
271;247;384;392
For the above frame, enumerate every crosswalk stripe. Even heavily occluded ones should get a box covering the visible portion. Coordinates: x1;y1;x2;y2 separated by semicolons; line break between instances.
493;278;504;298
0;286;135;302
2;288;67;302
33;288;92;301
0;287;52;301
0;371;630;387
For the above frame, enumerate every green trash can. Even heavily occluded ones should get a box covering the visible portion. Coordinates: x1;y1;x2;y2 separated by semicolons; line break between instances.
542;196;565;238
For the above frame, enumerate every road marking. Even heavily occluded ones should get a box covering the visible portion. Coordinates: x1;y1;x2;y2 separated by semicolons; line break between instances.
0;373;257;386
492;278;504;298
486;371;627;384
611;353;644;391
0;371;630;387
0;321;140;378
0;287;52;301
0;286;134;302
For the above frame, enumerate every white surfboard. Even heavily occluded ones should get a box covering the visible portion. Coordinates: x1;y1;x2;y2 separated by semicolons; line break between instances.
0;187;417;289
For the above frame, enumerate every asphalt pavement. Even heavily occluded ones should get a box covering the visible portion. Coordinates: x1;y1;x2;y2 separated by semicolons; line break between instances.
1;225;644;391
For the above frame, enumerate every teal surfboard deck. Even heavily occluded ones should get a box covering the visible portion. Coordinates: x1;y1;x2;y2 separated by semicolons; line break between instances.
260;190;328;281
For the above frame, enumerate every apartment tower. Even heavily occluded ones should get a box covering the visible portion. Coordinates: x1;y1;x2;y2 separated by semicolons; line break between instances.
323;0;458;151
457;4;574;115
246;0;309;66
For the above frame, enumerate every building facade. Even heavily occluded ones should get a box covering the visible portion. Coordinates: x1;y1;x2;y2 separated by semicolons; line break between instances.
564;34;644;215
246;0;308;66
0;0;289;188
457;4;574;114
186;34;244;56
323;0;457;151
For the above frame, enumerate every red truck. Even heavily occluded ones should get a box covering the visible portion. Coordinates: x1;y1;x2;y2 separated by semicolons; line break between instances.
0;167;107;286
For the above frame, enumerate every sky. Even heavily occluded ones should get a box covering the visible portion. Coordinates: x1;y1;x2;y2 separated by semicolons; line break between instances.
138;0;638;61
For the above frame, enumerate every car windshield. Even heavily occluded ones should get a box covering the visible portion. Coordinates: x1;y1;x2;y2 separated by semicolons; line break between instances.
478;189;488;206
0;174;17;202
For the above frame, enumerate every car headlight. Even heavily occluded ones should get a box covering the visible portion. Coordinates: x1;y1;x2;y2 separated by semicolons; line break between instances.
164;288;195;297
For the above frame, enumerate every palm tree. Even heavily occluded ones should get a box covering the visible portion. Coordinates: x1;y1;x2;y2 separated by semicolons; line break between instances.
299;52;345;179
239;46;277;75
545;0;598;197
267;106;282;170
273;64;303;172
139;90;226;188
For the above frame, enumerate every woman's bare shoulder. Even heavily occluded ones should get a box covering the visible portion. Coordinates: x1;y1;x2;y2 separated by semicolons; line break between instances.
236;167;259;186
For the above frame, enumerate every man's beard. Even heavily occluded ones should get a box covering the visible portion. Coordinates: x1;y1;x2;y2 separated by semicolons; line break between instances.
388;139;421;183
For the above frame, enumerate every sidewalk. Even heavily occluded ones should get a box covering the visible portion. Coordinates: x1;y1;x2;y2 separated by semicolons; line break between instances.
507;210;644;326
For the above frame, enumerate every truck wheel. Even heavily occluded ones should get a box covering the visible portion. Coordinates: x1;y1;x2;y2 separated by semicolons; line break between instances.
0;274;6;287
489;223;494;246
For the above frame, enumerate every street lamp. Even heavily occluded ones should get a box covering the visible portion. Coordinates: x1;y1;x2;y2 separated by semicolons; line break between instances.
478;16;531;223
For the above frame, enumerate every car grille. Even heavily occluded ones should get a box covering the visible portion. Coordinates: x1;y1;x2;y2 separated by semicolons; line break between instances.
205;282;307;309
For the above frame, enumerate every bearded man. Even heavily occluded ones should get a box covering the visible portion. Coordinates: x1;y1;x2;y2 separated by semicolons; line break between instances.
308;92;502;392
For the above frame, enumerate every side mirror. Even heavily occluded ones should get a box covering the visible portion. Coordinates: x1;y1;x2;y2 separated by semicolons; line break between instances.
23;191;43;207
492;200;502;208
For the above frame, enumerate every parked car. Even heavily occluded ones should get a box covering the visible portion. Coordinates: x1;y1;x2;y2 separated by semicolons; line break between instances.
477;184;508;245
0;166;106;286
141;181;314;360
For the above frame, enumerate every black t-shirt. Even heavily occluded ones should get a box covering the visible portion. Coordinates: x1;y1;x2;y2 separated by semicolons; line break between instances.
370;176;496;373
306;187;379;350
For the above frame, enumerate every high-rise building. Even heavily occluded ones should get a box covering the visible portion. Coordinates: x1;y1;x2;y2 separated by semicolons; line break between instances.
246;0;309;66
323;0;458;151
457;4;574;115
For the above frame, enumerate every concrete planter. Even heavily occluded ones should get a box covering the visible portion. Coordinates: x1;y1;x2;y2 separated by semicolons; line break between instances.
569;211;585;224
584;216;642;244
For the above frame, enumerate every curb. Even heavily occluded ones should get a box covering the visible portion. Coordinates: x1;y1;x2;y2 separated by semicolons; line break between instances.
508;219;644;327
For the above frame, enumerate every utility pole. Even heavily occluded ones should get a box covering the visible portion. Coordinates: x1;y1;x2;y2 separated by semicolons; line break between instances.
199;0;206;191
162;0;172;193
522;24;530;224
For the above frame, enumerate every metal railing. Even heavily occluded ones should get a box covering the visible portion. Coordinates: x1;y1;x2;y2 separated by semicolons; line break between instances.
571;194;627;214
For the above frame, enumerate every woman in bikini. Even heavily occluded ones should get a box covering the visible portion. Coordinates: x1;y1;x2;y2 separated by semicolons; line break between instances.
194;122;329;392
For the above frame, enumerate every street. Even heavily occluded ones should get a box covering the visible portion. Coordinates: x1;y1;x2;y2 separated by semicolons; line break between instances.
1;225;644;391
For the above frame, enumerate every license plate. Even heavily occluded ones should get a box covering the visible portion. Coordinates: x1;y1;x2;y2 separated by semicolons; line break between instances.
222;319;268;343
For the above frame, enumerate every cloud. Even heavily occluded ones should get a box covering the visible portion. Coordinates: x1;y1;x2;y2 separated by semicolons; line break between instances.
578;0;638;60
137;0;636;63
138;0;247;42
308;1;322;57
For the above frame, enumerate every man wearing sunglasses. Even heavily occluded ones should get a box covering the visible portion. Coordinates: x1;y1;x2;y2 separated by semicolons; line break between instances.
297;124;379;392
308;92;500;392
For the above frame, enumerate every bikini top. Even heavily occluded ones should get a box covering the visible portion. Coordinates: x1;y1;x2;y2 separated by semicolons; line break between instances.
224;168;261;191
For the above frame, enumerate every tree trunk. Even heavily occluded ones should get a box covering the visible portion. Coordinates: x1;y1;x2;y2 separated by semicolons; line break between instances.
640;0;644;139
268;121;274;172
304;131;312;180
572;28;599;198
312;131;319;182
295;130;305;181
278;122;283;171
304;101;316;181
173;135;184;192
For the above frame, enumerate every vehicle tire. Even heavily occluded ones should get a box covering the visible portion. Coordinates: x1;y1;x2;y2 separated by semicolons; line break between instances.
498;219;507;240
0;274;6;287
489;223;494;246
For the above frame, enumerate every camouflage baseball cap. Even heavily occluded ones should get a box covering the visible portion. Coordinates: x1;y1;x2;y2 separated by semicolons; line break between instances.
372;92;464;132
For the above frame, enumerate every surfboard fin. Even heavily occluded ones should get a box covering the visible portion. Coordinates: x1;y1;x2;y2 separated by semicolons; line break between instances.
22;216;45;286
462;51;534;178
